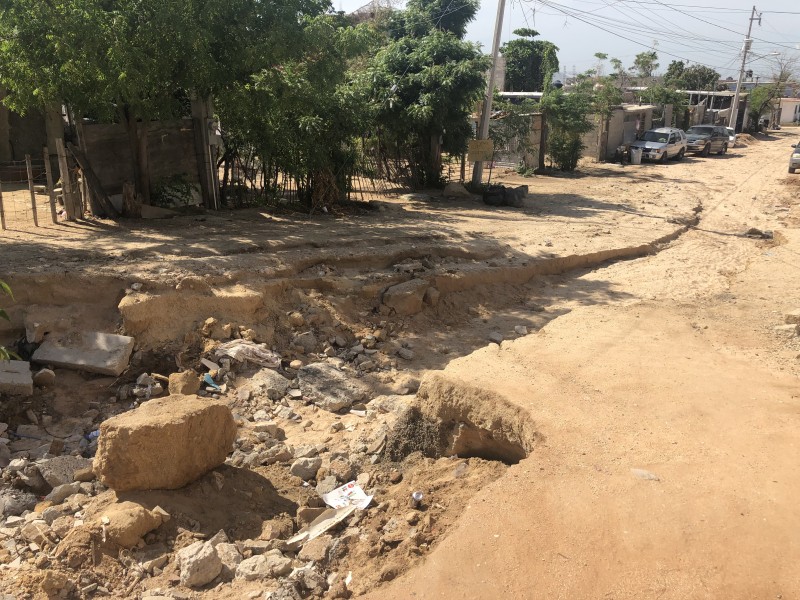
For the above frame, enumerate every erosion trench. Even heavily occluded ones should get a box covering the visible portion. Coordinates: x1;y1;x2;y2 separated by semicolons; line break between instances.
0;219;697;599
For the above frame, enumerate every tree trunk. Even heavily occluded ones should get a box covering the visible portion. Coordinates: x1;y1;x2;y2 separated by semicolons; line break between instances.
425;133;442;186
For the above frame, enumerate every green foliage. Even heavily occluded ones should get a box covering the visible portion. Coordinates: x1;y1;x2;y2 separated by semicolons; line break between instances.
664;60;686;88
489;97;539;170
361;0;489;186
500;29;559;92
540;87;593;171
632;51;659;78
0;280;18;362
219;14;376;205
747;85;780;131
152;174;198;208
666;61;719;90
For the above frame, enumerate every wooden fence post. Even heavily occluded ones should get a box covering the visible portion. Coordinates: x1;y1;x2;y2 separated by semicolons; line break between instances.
25;154;39;227
55;138;78;220
0;181;6;230
43;147;58;224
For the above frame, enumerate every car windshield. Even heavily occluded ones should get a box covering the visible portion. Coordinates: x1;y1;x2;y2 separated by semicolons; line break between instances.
726;128;735;135
641;131;669;143
687;127;713;135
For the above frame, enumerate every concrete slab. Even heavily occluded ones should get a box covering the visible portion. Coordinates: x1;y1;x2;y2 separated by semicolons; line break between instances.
32;331;134;376
0;360;33;396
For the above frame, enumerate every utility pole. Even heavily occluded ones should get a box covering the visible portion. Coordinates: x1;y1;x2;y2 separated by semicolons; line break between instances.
471;0;506;187
729;5;761;130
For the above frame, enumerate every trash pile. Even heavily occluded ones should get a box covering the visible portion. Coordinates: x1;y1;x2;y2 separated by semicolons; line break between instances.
0;301;509;599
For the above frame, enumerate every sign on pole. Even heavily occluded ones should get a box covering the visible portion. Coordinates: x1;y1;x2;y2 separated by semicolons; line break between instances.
468;139;494;162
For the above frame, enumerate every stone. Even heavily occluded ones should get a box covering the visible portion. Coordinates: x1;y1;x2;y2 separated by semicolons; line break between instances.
21;521;54;547
514;325;528;335
785;309;800;325
215;542;242;580
73;466;96;483
298;535;332;563
252;421;279;436
0;360;33;396
292;332;317;354
32;331;135;376
423;287;441;307
177;540;223;587
289;360;304;370
32;368;56;388
44;482;81;505
0;489;36;517
236;550;292;581
260;444;293;466
443;182;473;198
289;312;305;328
290;457;322;481
773;324;799;337
35;456;93;488
315;476;339;496
298;363;369;413
488;332;504;344
168;371;201;395
482;184;528;208
397;348;415;361
382;279;429;316
94;395;236;491
101;502;166;548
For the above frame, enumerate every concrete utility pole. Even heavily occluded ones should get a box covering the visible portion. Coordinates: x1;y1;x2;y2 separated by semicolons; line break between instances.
471;0;507;187
729;5;761;130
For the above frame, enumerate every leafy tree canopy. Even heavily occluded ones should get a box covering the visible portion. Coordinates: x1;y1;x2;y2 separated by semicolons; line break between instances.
632;51;659;78
500;28;559;92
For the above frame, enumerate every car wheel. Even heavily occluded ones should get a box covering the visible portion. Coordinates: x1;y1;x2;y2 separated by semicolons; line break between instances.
717;143;727;155
791;167;797;174
676;148;685;160
701;144;710;157
660;151;669;163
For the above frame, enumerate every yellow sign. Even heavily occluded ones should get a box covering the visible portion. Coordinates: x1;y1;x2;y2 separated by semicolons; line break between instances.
468;139;494;162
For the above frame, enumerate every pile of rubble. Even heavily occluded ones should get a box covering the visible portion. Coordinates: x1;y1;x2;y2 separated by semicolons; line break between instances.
0;301;510;599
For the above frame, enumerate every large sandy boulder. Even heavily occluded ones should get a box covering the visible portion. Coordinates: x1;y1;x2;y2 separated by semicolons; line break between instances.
382;279;429;316
93;395;236;491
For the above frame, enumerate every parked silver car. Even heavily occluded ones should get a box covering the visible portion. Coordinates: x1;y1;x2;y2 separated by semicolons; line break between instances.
629;127;687;162
789;142;800;174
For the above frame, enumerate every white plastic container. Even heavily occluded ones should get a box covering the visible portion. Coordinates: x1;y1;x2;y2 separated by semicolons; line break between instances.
629;147;643;165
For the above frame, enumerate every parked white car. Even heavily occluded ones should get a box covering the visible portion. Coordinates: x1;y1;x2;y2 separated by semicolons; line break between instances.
789;142;800;174
629;127;687;162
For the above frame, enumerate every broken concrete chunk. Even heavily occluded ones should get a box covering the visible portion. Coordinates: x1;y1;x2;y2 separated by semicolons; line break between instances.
32;331;135;376
168;371;201;395
290;457;322;481
298;364;369;413
215;542;243;580
488;332;504;344
0;360;33;396
44;482;81;505
101;502;166;548
177;540;223;587
236;550;292;581
35;456;93;489
784;309;800;325
382;279;429;316
94;395;236;491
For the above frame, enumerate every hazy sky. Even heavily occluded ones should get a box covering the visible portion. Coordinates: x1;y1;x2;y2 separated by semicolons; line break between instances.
341;0;800;80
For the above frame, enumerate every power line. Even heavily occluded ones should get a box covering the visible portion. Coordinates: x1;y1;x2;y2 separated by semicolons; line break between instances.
530;0;747;73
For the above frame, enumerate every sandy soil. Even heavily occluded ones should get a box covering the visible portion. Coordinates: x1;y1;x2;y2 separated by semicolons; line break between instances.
365;134;800;599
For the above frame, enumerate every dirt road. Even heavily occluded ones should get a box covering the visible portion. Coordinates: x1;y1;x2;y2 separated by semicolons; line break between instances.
366;136;800;599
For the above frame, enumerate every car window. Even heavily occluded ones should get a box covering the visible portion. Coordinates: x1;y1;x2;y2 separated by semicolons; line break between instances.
687;126;713;135
642;131;668;143
669;135;676;143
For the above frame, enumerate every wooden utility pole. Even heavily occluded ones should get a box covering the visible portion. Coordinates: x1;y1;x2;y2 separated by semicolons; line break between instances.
729;6;760;130
471;0;507;187
0;181;6;230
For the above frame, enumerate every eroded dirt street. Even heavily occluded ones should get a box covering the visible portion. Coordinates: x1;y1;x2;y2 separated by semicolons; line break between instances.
1;131;799;599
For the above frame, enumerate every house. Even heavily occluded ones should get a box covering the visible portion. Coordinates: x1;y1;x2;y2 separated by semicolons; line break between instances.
778;97;800;125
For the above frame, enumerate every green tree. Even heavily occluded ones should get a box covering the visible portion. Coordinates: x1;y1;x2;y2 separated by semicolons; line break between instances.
632;51;659;79
0;0;326;203
594;52;608;79
218;15;376;207
500;29;560;92
664;60;686;88
683;65;720;90
745;56;796;132
362;0;489;186
540;86;594;171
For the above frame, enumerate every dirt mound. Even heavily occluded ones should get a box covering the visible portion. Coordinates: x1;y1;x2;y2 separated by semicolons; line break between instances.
736;133;759;145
